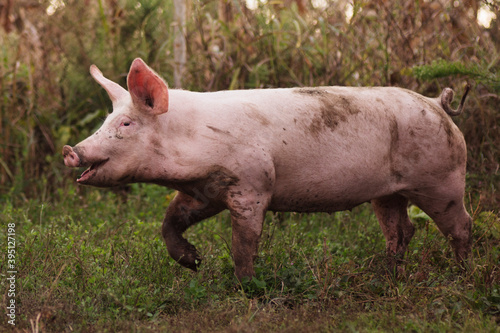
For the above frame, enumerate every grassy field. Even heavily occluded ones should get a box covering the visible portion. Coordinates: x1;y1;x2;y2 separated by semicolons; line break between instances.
1;1;498;331
1;183;499;332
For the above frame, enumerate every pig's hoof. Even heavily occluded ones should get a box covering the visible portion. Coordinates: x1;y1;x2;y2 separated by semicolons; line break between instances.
178;255;201;272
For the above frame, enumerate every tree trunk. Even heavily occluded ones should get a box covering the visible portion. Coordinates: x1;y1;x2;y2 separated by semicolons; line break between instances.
173;0;187;88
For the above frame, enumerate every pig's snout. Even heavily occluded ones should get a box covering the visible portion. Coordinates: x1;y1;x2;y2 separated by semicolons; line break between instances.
63;145;81;167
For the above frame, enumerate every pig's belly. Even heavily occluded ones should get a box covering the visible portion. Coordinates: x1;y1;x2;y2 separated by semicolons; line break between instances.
268;195;368;213
267;168;398;213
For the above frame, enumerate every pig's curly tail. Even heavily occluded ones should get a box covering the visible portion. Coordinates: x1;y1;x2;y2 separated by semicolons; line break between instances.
440;84;471;116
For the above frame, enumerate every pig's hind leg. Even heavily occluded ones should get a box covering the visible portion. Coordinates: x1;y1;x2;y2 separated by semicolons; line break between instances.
372;194;415;271
162;191;224;271
405;176;472;265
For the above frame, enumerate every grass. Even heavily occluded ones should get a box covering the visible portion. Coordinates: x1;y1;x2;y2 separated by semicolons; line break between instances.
1;183;499;332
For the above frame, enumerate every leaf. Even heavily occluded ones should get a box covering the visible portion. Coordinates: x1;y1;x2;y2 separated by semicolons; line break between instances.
78;109;105;127
408;205;431;221
252;276;266;289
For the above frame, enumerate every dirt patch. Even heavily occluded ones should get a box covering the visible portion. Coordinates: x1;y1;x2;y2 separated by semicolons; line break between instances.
388;116;403;182
301;90;361;136
295;87;329;96
163;165;241;205
206;125;231;135
243;103;271;126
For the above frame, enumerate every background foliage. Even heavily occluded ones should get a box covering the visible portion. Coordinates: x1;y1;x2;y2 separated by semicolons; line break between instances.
0;0;499;331
0;0;498;206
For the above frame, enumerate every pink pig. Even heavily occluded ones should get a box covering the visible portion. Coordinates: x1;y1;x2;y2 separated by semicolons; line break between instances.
63;58;472;281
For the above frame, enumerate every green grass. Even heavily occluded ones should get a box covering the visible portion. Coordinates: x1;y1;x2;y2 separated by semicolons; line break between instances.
1;183;499;332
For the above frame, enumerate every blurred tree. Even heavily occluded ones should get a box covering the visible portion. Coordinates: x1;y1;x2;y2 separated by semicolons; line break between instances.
174;0;187;88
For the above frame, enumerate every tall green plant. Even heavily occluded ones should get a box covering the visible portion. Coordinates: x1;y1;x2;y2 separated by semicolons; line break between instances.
413;59;500;92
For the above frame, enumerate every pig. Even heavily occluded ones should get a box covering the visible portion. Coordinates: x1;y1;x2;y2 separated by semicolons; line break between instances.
63;58;472;281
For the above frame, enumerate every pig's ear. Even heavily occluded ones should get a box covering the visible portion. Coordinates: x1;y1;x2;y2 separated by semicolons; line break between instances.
127;58;169;116
90;65;128;104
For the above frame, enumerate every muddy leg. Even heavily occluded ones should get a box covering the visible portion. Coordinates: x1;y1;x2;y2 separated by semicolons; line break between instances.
372;194;415;270
227;192;270;281
409;192;472;264
162;191;224;271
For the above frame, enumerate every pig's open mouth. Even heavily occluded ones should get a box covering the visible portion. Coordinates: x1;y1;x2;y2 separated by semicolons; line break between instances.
77;159;109;183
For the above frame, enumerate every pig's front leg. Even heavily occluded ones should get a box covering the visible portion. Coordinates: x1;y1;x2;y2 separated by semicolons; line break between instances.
227;189;271;281
162;191;224;271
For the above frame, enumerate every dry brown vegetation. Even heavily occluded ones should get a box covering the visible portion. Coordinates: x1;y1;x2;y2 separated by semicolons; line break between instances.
1;0;498;207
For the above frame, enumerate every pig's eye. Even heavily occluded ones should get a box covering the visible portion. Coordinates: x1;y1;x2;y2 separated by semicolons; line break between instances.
122;121;131;127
